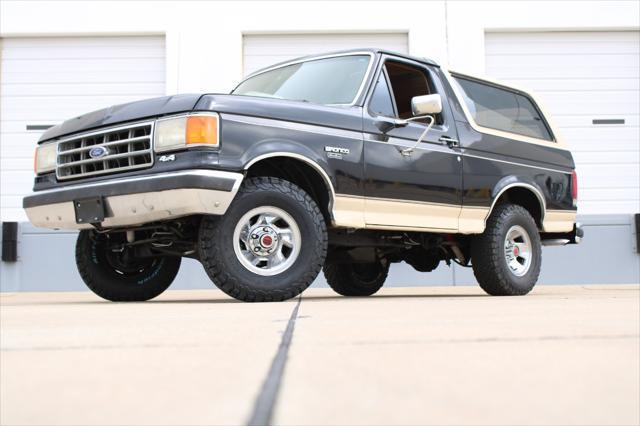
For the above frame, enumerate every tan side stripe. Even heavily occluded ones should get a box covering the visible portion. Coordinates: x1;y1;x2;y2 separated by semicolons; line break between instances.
333;194;490;234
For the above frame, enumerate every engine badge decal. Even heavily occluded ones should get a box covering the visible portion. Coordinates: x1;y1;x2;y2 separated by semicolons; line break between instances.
158;154;176;162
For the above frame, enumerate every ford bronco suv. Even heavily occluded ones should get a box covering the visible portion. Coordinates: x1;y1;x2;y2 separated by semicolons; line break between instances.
24;49;582;302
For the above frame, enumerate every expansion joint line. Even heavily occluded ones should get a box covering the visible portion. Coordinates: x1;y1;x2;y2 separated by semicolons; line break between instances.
246;296;302;426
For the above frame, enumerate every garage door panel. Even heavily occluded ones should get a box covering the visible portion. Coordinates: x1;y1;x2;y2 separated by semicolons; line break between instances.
573;151;639;165
1;157;32;171
486;40;639;55
580;188;640;202
0;171;33;194
541;100;640;116
1;82;166;97
2;45;165;60
577;164;639;187
2;96;153;121
487;64;638;79
579;200;640;215
242;33;408;76
0;36;166;221
243;33;407;52
560;126;639;144
4;95;157;110
5;36;163;47
566;139;638;153
485;31;639;54
1;138;38;158
539;92;639;116
1;195;24;210
552;115;639;128
486;31;639;215
486;53;639;70
0;121;60;134
3;70;165;84
2;58;166;74
497;78;639;93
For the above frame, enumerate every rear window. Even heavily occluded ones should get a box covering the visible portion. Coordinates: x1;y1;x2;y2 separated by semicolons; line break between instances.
451;76;553;141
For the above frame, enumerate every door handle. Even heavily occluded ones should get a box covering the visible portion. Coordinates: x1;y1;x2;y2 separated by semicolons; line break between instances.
438;136;459;148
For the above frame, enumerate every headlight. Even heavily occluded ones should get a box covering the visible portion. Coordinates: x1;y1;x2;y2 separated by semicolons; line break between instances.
155;113;219;152
34;143;57;174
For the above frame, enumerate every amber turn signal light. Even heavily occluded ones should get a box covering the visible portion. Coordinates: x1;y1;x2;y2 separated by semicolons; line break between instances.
186;115;218;146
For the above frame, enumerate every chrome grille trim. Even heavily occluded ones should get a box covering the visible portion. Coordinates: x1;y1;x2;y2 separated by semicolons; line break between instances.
56;121;154;180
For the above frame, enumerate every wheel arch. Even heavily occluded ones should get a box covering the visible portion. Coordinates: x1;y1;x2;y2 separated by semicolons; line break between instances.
244;152;336;224
488;180;546;229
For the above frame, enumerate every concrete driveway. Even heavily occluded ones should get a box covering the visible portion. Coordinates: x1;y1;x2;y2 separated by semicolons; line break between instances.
1;285;639;426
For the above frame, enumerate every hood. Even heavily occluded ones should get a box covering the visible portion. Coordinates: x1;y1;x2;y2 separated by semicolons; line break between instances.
40;93;364;143
194;94;363;132
39;94;204;142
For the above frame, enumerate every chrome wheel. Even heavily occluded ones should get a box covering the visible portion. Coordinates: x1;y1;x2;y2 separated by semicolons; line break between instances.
504;225;532;277
232;206;302;276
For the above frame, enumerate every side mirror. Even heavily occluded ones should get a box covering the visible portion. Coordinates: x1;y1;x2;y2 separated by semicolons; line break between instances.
411;94;442;116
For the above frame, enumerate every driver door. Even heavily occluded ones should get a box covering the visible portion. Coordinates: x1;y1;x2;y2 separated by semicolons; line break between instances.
362;57;463;231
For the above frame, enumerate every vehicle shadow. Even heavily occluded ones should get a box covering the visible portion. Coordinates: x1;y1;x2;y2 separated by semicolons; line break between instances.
3;291;488;306
145;292;489;304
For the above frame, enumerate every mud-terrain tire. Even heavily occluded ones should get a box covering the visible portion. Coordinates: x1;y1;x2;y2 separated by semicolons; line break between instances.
198;177;327;302
76;230;181;301
323;258;389;296
471;203;542;296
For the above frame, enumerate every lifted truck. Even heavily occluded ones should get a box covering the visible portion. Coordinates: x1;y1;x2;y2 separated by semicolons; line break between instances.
24;49;582;302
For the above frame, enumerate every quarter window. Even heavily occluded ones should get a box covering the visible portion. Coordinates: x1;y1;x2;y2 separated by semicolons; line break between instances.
452;76;553;141
369;71;396;117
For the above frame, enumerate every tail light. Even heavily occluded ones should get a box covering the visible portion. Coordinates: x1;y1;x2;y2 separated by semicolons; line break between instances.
571;170;578;206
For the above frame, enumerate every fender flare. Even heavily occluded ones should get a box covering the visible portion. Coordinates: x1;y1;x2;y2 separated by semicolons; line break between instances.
488;177;547;224
241;143;337;212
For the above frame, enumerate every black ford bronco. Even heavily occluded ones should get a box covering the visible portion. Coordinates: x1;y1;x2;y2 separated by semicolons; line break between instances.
24;49;582;302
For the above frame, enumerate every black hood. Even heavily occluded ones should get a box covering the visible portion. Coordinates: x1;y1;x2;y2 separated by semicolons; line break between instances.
39;94;204;142
195;94;363;132
40;92;364;143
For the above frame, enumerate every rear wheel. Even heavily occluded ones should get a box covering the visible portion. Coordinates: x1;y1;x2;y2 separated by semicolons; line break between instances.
323;258;389;296
76;230;181;301
471;203;541;295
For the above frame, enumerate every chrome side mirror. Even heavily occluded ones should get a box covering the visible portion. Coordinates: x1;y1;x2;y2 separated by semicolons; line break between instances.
399;94;442;156
411;94;442;116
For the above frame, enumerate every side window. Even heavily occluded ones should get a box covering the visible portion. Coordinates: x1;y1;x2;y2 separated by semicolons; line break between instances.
382;61;443;124
452;76;553;141
369;71;396;117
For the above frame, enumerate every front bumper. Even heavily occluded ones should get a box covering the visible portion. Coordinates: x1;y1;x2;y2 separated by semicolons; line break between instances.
23;170;243;230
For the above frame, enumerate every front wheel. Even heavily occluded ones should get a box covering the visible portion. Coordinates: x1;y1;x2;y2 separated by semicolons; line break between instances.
198;177;327;302
471;203;542;295
323;257;389;296
76;230;181;301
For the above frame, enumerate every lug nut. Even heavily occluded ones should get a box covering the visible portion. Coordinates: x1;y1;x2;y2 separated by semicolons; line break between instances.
254;247;260;252
252;234;258;239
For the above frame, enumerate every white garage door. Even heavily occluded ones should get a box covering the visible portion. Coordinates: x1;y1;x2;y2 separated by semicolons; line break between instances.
485;31;640;215
0;36;166;221
243;33;408;76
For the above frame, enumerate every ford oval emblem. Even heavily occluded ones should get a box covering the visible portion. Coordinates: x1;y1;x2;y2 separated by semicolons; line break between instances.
89;146;109;159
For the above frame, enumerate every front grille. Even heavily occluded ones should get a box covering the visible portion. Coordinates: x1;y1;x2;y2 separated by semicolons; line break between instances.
56;121;154;180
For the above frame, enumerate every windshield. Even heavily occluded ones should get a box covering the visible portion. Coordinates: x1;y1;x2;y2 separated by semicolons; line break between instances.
233;55;371;105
